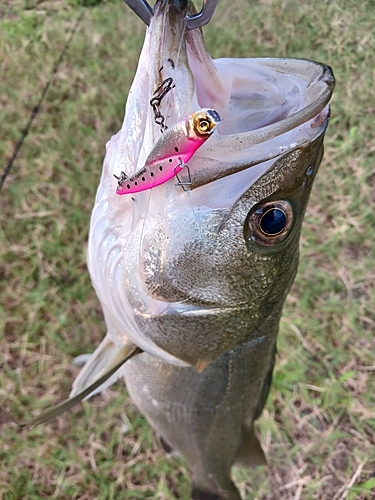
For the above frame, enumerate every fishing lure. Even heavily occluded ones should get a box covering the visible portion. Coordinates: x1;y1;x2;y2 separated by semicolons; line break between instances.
115;108;220;194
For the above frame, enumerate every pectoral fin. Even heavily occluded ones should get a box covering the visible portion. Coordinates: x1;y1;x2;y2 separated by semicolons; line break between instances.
70;334;124;398
21;341;141;428
234;426;267;467
195;360;211;372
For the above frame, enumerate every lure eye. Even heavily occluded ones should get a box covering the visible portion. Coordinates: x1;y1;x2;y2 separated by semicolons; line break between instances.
192;111;217;136
246;200;293;247
198;118;210;132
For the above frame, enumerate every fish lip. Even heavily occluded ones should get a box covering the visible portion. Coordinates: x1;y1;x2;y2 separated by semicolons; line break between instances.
134;302;248;320
163;303;249;317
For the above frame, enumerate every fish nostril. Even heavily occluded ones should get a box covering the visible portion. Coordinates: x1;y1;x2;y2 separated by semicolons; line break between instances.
306;165;314;176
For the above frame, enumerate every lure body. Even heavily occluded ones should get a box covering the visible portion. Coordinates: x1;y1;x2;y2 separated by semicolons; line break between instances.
116;109;220;194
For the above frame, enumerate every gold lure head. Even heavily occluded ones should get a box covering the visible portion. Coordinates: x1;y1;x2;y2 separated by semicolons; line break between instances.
191;109;221;138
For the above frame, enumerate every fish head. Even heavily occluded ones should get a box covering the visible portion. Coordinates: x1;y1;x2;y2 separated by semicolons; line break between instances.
89;0;334;367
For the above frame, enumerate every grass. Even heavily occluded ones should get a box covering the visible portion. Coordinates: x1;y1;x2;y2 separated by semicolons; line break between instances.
0;0;374;499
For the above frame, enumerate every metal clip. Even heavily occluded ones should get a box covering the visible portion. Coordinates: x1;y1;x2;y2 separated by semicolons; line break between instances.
150;77;175;132
175;160;192;192
123;0;219;30
123;0;153;26
186;0;219;29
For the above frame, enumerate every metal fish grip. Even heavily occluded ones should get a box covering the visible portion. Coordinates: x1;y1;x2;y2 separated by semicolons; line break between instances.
123;0;219;29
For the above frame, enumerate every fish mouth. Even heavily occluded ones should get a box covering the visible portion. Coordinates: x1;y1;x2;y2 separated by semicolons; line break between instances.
188;59;334;192
114;0;334;193
90;0;335;367
136;0;335;192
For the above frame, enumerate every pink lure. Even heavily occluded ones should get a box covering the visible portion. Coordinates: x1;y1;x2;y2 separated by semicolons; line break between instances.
116;109;220;195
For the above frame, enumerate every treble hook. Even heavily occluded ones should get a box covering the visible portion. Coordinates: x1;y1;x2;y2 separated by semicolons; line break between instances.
123;0;219;30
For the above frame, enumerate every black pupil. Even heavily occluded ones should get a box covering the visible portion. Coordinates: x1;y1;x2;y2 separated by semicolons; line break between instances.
260;208;287;235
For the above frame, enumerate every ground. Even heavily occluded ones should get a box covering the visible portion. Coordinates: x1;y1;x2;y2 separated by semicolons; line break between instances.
0;0;374;499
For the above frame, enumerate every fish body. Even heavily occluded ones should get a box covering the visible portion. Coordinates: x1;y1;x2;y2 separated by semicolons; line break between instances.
71;0;335;498
116;108;220;194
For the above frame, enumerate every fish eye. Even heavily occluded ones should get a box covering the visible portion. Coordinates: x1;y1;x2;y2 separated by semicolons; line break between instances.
259;208;287;235
246;200;293;247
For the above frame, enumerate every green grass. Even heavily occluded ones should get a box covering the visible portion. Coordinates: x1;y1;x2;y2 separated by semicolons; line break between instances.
1;0;374;499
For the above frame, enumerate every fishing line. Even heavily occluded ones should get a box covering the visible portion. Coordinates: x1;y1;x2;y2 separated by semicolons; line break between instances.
0;10;84;194
138;9;186;261
138;10;204;268
163;11;187;121
169;15;206;245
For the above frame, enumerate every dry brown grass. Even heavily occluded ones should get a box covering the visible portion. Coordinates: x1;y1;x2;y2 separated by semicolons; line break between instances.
1;0;374;499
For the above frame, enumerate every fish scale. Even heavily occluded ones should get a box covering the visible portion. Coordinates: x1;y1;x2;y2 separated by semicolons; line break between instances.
123;313;279;500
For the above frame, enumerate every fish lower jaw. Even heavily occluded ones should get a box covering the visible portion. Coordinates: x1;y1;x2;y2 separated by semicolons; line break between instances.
134;302;247;316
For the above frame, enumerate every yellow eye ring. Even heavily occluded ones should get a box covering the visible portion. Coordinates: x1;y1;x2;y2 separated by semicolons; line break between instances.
191;109;220;137
198;119;210;132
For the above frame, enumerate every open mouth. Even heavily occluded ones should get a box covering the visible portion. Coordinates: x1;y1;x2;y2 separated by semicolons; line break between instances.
211;59;330;137
88;0;334;367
